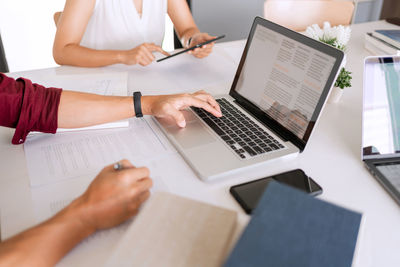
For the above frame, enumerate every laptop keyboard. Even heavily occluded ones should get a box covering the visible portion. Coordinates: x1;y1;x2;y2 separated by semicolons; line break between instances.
376;163;400;192
191;98;284;159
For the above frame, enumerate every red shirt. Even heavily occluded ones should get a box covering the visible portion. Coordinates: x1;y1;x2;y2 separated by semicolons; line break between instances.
0;73;62;144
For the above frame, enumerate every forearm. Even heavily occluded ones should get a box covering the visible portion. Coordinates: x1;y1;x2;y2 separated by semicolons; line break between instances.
168;0;201;48
58;91;159;128
0;198;93;267
58;91;133;128
53;44;124;67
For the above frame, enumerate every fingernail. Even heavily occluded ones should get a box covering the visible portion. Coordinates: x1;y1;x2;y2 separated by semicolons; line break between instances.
179;120;186;127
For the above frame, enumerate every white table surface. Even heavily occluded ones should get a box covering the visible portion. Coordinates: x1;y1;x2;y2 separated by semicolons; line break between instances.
1;20;400;267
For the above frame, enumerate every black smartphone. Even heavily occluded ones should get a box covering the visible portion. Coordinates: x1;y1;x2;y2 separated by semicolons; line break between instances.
156;35;225;62
230;169;323;214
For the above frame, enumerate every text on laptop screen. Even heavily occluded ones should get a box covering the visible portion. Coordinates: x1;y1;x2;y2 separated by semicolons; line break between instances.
363;57;400;157
235;24;336;139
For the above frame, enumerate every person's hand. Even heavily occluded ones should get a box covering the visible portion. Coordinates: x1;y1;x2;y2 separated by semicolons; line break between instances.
187;33;215;58
121;43;170;66
74;160;152;231
142;90;222;127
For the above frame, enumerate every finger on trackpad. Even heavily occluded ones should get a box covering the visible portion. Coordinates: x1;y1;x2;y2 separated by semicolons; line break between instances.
156;109;217;149
173;122;216;149
156;109;200;128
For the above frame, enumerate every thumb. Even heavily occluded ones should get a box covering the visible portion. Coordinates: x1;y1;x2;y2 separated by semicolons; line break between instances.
207;33;216;39
168;108;186;128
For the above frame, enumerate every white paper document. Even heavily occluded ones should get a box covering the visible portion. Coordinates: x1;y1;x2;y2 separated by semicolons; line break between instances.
56;120;129;133
24;117;176;187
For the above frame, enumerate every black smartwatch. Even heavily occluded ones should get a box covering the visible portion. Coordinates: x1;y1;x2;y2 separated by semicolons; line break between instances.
133;91;143;118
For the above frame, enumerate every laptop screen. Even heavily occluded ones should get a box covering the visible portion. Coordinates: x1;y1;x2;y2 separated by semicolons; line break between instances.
234;24;336;139
230;18;343;150
363;56;400;159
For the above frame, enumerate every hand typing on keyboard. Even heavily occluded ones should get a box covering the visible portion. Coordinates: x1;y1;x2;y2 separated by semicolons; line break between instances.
192;98;284;159
142;90;222;127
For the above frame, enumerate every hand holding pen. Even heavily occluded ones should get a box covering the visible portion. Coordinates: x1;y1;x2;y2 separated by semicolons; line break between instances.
74;159;153;232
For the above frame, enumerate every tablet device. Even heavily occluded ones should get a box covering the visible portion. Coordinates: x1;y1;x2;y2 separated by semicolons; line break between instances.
230;169;323;214
156;35;225;62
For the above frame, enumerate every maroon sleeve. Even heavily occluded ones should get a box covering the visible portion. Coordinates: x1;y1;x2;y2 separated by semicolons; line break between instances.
0;73;62;144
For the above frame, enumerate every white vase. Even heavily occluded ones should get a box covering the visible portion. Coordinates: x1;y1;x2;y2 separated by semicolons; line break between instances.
328;86;343;103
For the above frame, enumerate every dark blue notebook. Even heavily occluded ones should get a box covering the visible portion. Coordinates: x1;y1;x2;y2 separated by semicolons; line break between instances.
225;181;362;267
373;30;400;49
375;30;400;42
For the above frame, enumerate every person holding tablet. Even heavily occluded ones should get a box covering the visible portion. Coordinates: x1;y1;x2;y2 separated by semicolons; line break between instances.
53;0;216;67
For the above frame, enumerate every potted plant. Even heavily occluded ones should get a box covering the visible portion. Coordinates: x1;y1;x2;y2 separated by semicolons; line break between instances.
305;22;352;103
331;67;352;102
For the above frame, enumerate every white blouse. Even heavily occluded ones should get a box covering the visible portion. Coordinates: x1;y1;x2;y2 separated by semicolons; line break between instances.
80;0;167;50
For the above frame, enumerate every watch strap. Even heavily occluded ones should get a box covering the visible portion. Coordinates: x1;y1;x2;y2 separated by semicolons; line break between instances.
133;91;143;118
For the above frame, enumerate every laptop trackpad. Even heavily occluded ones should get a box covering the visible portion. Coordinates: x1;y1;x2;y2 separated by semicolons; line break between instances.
157;111;217;149
173;121;216;149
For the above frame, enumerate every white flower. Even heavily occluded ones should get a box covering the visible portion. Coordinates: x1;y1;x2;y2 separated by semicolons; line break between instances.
335;25;352;47
305;22;351;50
322;22;336;41
305;24;324;40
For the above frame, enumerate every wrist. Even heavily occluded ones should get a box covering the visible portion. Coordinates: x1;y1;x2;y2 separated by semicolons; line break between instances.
189;32;202;45
141;95;156;116
180;34;189;48
187;37;193;48
116;51;126;64
181;31;199;48
58;196;97;237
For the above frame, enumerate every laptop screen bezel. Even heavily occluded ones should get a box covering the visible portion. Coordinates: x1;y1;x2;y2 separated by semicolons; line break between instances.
229;17;344;152
362;56;400;160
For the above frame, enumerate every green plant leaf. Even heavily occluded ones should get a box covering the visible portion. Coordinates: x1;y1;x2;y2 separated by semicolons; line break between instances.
334;67;352;89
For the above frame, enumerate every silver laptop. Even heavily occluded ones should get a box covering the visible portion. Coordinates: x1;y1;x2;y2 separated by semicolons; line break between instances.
155;17;344;182
362;56;400;205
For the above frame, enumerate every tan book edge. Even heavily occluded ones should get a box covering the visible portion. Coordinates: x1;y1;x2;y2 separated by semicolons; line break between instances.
364;33;400;56
372;31;400;50
104;192;237;267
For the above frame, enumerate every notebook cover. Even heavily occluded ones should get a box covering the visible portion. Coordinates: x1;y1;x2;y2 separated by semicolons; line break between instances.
373;30;400;49
104;192;237;267
375;30;400;43
224;181;362;267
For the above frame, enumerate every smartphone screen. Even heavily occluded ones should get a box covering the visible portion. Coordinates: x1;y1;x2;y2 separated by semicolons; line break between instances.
230;169;322;214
